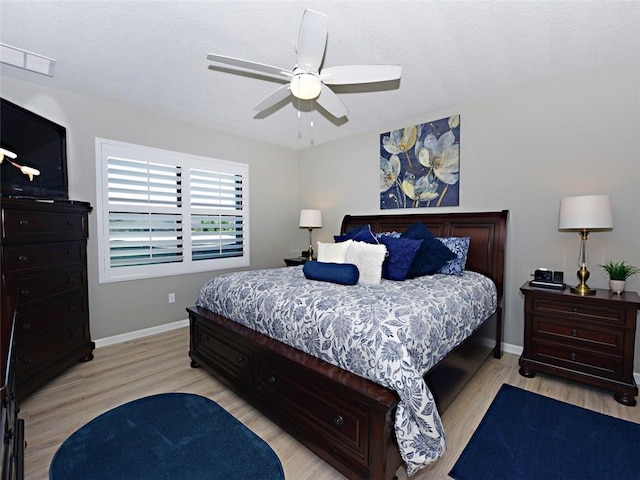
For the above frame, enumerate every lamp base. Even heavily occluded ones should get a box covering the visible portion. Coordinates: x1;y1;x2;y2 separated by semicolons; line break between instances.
571;265;596;295
570;284;596;296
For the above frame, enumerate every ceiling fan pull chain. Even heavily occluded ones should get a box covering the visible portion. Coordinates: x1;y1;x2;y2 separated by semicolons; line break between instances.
298;97;302;139
310;102;314;146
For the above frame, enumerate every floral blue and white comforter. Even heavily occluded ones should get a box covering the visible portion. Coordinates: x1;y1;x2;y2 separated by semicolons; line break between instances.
195;267;497;475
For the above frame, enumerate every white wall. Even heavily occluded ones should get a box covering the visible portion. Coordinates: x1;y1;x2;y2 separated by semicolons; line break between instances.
1;76;300;339
297;65;640;369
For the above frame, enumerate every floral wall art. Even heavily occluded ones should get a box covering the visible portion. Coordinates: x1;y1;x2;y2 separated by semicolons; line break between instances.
380;115;460;209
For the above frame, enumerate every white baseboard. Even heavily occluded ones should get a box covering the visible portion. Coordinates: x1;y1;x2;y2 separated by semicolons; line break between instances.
94;318;189;348
501;341;640;387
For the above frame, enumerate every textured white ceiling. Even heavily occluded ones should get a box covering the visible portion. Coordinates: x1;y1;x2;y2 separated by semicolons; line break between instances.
1;1;639;150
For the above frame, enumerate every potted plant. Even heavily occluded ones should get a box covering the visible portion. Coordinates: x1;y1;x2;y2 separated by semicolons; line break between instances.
600;260;640;294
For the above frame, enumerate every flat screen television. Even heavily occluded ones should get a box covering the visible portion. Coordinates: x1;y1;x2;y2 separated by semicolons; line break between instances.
0;98;68;199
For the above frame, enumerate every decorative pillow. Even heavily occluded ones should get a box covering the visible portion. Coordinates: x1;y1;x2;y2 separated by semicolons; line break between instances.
376;231;401;239
345;241;387;285
379;236;423;281
317;240;352;263
437;237;471;275
303;261;359;285
401;223;457;277
334;224;377;244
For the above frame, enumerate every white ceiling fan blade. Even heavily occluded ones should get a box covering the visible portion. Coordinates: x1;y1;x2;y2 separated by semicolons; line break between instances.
207;53;292;80
253;85;292;112
296;9;328;72
315;84;348;119
320;65;402;85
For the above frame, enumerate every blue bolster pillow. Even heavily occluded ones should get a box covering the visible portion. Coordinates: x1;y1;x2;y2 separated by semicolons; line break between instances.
303;261;359;285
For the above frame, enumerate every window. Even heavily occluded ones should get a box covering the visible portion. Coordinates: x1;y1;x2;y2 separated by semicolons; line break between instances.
96;138;249;283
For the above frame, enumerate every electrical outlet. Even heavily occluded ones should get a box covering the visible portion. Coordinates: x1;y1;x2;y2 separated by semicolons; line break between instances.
168;293;175;304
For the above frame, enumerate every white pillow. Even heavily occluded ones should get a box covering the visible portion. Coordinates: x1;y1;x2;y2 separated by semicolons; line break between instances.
317;240;353;263
345;241;387;285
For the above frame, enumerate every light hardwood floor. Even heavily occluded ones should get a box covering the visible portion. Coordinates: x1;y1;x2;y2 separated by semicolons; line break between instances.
20;327;640;479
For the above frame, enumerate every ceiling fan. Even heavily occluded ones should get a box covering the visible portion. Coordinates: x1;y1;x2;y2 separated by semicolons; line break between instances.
206;9;401;120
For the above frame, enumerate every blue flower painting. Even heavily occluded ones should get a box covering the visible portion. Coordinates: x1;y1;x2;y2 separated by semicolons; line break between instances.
380;115;460;209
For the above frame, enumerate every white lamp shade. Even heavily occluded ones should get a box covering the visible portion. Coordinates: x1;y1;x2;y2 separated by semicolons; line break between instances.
299;209;322;228
558;195;613;230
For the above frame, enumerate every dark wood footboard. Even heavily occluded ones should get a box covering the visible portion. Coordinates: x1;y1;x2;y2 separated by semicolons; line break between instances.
188;305;402;480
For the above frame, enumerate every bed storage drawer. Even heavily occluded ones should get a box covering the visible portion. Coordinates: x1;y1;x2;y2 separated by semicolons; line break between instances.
190;318;253;387
256;357;370;468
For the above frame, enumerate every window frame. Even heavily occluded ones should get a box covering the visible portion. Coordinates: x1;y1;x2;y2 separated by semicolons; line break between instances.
95;138;249;283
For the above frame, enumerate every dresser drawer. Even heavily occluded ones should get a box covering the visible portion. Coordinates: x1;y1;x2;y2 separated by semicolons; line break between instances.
531;297;626;327
191;321;252;387
3;241;85;273
256;358;370;466
532;317;624;353
530;340;623;380
2;208;87;241
16;268;85;306
14;320;90;377
16;294;88;342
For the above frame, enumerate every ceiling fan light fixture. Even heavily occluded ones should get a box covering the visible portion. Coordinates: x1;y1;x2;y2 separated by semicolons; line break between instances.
290;72;321;100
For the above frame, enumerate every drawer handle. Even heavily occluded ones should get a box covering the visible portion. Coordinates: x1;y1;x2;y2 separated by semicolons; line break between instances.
571;328;578;337
23;357;32;365
266;375;276;385
67;249;75;255
22;323;32;331
67;220;74;226
69;305;79;311
235;356;245;365
19;289;30;297
18;255;29;263
68;277;76;284
570;352;577;361
572;308;578;314
18;219;29;226
333;415;344;427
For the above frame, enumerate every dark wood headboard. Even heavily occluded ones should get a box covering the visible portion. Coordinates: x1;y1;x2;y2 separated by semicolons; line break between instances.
341;210;509;306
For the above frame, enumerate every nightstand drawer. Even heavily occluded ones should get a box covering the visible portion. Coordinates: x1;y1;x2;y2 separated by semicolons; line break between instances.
533;318;624;352
531;340;623;380
531;297;625;327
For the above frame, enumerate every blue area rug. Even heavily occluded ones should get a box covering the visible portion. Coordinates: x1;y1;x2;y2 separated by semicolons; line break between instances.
450;384;640;480
50;393;285;480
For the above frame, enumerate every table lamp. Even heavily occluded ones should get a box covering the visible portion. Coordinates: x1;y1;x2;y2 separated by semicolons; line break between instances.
299;209;322;260
558;194;613;295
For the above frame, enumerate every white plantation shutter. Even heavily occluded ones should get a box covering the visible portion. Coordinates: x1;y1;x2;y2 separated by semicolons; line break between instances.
190;168;245;262
96;139;249;283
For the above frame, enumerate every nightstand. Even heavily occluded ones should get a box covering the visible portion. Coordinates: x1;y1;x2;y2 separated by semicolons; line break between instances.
519;282;640;405
284;256;309;266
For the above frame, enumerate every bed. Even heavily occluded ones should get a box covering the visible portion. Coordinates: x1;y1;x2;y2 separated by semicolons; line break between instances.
188;210;508;480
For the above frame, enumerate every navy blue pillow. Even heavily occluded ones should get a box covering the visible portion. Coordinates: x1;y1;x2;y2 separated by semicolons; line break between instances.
303;261;360;285
401;223;456;277
334;224;377;244
379;236;423;281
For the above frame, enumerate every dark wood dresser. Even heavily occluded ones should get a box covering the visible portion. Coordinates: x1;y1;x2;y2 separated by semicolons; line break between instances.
1;197;94;401
519;282;639;405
